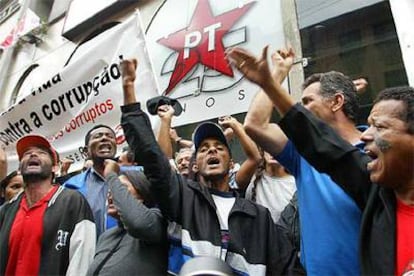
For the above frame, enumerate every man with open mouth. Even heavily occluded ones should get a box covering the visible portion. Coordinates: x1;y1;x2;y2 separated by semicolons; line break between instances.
64;124;118;237
0;134;95;275
227;45;414;276
118;58;297;275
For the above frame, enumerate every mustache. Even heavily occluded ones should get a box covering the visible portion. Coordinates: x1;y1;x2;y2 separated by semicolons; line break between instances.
374;137;391;152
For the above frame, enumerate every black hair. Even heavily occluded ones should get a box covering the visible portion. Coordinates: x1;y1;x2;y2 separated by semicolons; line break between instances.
1;170;19;191
84;124;115;146
302;71;359;123
120;170;155;208
374;86;414;134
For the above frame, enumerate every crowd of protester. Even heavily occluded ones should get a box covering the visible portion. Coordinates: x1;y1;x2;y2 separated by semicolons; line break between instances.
0;45;413;276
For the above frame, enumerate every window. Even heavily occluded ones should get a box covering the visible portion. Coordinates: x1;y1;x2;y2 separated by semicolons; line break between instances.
298;1;408;123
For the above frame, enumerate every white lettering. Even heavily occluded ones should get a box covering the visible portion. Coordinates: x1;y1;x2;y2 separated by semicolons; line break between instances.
184;23;222;59
184;31;202;59
204;22;222;52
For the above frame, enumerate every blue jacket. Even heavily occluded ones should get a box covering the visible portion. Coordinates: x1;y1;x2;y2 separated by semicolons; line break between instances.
64;169;89;194
64;169;117;236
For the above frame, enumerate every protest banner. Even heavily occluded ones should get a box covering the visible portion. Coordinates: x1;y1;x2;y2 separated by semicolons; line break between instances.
145;0;285;126
0;12;160;172
1;0;286;172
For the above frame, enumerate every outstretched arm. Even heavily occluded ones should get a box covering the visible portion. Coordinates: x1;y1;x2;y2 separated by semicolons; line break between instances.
170;128;193;149
157;104;175;159
244;48;294;157
218;115;261;190
226;46;296;116
119;59;180;221
228;47;371;208
121;59;138;105
103;160;166;243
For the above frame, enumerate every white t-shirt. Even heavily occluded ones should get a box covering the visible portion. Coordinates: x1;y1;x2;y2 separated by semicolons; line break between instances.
245;173;296;222
211;191;235;260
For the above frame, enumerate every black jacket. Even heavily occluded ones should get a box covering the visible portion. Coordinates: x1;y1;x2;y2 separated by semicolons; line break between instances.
121;103;296;275
279;104;395;275
0;186;96;275
277;192;300;251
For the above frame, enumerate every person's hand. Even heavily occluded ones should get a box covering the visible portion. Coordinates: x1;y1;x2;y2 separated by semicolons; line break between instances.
103;159;120;177
60;158;73;176
271;48;295;83
218;115;238;129
83;159;93;171
353;78;368;94
120;59;138;87
170;128;180;141
223;127;234;141
226;46;274;89
157;104;175;121
218;116;238;141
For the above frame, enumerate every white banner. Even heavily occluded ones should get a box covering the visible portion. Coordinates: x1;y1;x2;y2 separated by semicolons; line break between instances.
145;0;285;126
0;12;160;172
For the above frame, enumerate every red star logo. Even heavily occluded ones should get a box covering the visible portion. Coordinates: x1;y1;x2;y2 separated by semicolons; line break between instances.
157;0;255;94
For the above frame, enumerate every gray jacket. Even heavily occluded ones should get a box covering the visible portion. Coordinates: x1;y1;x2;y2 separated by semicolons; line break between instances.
87;173;168;275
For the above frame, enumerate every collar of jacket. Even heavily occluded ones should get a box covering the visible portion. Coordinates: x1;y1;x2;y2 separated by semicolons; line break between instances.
187;180;257;217
378;186;396;222
6;185;64;208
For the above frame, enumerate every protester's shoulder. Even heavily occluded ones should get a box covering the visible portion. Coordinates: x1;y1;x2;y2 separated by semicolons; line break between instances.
238;196;273;216
1;192;24;213
56;169;84;185
57;185;88;201
63;169;89;188
98;226;121;242
276;140;296;158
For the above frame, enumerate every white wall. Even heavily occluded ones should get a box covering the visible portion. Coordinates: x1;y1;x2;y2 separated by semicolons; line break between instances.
390;0;414;86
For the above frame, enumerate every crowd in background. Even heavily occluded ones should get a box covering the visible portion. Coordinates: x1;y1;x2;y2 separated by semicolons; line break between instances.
0;45;413;276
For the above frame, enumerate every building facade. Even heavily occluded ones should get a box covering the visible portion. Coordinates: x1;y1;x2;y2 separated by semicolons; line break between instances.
0;0;412;171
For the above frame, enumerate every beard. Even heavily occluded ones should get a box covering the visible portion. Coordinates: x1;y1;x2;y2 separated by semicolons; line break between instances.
21;166;52;183
92;155;117;165
199;169;229;184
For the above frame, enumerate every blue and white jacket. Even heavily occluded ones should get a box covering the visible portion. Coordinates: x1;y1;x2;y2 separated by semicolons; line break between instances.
121;103;296;276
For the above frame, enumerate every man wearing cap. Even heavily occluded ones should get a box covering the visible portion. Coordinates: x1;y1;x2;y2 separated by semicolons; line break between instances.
0;134;96;275
64;124;118;237
119;59;296;275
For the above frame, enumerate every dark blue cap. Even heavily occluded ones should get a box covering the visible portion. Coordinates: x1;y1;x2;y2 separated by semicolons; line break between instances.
193;122;231;155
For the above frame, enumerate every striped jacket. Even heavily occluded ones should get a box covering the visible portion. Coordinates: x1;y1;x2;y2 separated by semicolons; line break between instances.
0;186;96;275
121;103;296;275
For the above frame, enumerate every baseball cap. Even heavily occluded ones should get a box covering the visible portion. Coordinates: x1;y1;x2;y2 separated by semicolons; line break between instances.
193;122;231;155
146;96;183;116
16;135;58;165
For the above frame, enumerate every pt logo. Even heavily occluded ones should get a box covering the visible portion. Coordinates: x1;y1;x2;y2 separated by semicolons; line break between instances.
157;0;256;94
55;229;69;250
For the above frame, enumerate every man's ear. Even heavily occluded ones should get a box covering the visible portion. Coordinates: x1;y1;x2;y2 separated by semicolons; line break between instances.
192;164;199;173
331;93;345;112
83;146;89;158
